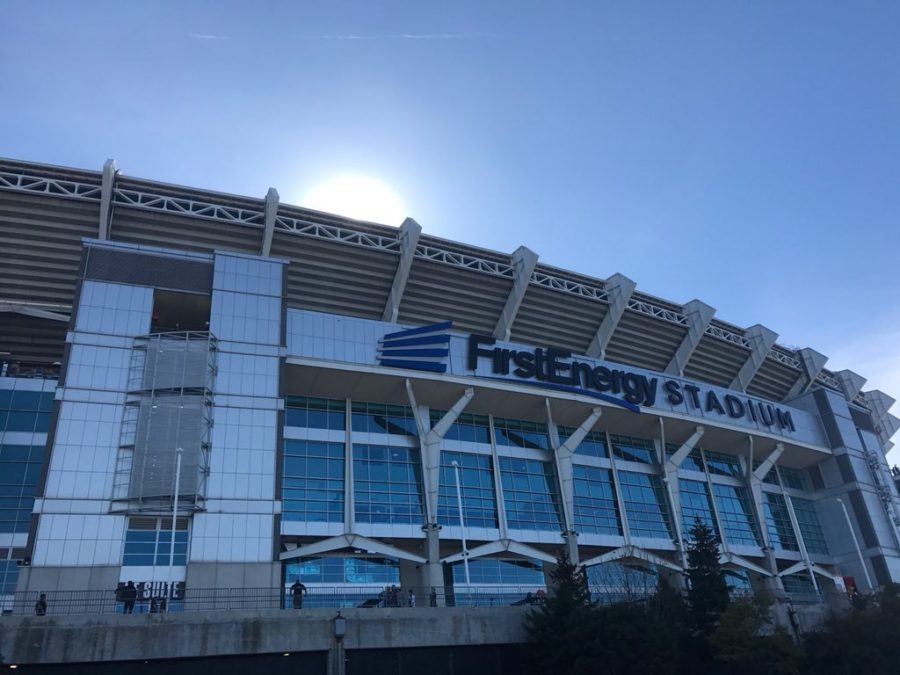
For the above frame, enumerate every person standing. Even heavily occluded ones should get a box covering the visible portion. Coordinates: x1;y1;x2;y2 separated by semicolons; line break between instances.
290;579;307;609
429;587;437;607
34;593;47;616
407;589;416;607
122;581;137;614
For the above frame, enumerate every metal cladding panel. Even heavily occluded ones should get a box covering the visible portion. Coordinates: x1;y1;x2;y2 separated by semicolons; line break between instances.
1;314;68;365
273;232;397;319
0;191;99;304
398;258;512;335
746;358;803;401
110;207;261;255
129;397;205;501
510;285;607;354
604;310;687;372
683;334;750;387
85;247;213;294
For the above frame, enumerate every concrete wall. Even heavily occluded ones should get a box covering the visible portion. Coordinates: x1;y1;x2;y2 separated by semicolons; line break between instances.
0;606;529;665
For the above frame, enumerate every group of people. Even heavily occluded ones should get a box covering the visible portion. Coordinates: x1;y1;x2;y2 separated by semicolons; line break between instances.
380;585;415;607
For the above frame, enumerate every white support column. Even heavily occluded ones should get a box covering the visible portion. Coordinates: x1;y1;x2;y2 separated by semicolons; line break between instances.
548;402;602;564
665;300;715;376
782;491;820;593
261;187;280;257
586;273;636;359
406;381;475;525
662;425;705;562
730;324;778;392
406;381;474;602
98;158;117;240
836;370;866;403
382;218;422;323
746;440;784;589
493;246;538;341
862;390;899;449
785;348;828;399
343;398;355;533
605;431;631;546
489;416;510;540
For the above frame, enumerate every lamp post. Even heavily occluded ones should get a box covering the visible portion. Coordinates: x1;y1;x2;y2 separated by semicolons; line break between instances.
836;497;874;590
167;447;183;611
451;461;471;585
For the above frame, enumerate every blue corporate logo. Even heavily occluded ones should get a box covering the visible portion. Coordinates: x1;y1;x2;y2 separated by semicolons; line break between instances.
377;321;453;373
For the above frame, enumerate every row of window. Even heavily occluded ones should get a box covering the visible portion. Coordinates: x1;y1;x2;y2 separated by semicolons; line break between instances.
280;440;829;553
0;445;44;534
283;399;815;495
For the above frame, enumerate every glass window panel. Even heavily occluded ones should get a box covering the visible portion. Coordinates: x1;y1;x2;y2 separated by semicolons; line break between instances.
704;451;743;478
712;484;761;547
618;471;672;539
353;444;423;524
679;479;718;541
791;497;828;554
764;492;798;551
498;457;561;531
610;435;655;464
438;451;498;528
493;418;549;450
573;465;621;535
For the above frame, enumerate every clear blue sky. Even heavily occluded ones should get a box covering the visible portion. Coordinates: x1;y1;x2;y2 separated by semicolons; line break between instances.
3;1;899;455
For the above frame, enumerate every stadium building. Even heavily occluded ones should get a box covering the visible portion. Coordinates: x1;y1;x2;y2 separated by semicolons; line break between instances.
2;156;900;609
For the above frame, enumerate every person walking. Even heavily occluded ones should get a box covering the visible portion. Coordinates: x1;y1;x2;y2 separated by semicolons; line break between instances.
290;579;307;609
430;587;437;607
407;589;416;607
34;593;47;616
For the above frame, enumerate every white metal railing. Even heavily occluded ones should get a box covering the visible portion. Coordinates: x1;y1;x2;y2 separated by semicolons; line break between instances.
0;170;101;201
415;244;515;278
530;271;609;302
705;324;752;349
627;298;687;326
275;214;402;252
768;349;802;370
816;371;841;391
114;188;266;227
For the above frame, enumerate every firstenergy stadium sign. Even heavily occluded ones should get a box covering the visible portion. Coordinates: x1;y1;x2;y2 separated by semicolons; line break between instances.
467;335;796;433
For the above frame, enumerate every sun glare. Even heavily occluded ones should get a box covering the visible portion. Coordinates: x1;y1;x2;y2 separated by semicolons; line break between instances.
303;174;408;225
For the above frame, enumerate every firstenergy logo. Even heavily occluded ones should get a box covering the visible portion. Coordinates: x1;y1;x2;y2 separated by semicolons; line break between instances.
377;321;452;374
468;335;644;413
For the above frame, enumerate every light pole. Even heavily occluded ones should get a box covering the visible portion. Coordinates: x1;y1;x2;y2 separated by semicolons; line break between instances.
451;461;470;585
167;446;183;611
836;497;874;590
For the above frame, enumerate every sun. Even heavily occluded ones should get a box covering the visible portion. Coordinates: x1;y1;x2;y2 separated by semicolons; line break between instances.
302;174;408;225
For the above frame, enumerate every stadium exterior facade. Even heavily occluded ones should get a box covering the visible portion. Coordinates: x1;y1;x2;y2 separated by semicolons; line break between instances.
2;156;900;609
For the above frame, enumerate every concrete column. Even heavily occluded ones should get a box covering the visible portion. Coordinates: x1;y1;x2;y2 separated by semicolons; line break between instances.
586;273;636;359
657;566;686;592
98;158;117;240
260;187;280;257
730;324;778;392
406;382;474;606
547;401;602;540
492;246;538;341
835;369;866;403
382;219;422;323
665;300;715;376
785;348;828;399
422;523;445;605
662;425;705;564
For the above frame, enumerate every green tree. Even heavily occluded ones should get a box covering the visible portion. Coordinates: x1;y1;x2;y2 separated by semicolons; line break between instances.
685;518;729;636
524;551;595;675
710;595;803;674
804;583;900;674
